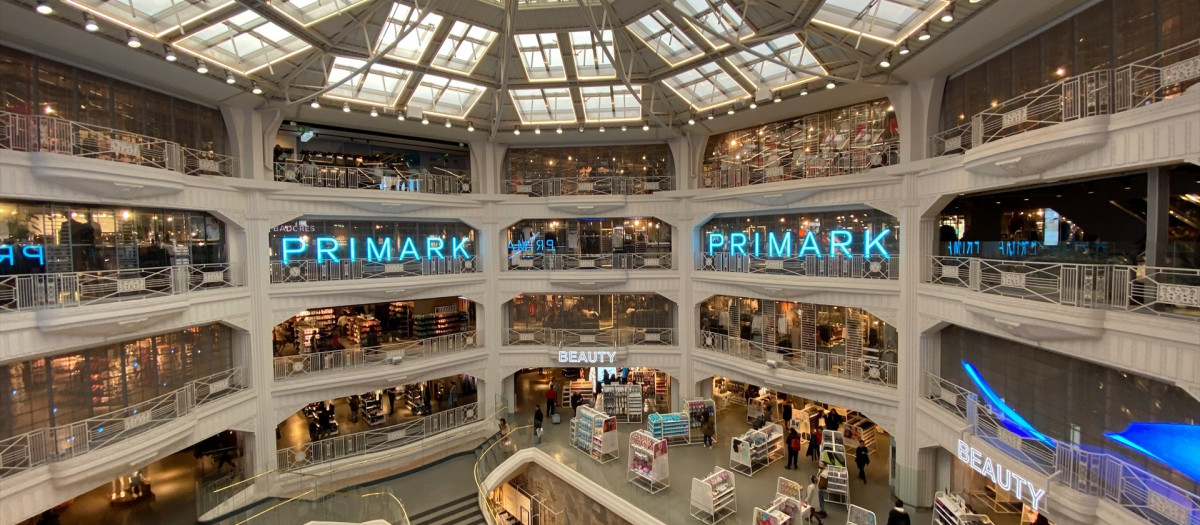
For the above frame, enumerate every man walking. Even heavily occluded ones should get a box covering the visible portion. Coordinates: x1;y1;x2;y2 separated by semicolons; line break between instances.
855;442;870;482
533;406;544;444
816;461;829;518
786;430;803;469
886;500;911;525
546;383;557;416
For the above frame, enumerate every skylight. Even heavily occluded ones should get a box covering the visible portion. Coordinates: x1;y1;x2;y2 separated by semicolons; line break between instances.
570;30;616;80
727;34;826;91
325;56;413;107
431;21;498;74
65;0;232;38
626;10;704;66
579;85;642;123
663;62;749;111
509;88;576;124
515;33;566;81
375;2;444;64
269;0;373;27
406;74;486;119
813;0;948;45
174;10;311;75
673;0;753;49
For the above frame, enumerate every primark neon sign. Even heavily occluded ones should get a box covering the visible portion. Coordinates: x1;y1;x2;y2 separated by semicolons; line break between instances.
706;229;891;258
279;236;471;264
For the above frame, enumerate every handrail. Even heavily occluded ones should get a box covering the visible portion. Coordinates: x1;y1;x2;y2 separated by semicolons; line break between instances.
504;174;674;196
0;111;238;177
702;139;899;189
505;326;676;346
269;257;476;283
695;252;898;279
507;252;672;270
697;330;897;387
273;162;471;194
931;38;1200;156
273;330;479;380
0;367;247;479
0;263;242;313
921;372;1200;525
927;256;1200;319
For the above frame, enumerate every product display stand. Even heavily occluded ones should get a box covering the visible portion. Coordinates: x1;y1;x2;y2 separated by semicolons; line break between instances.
823;464;850;507
560;379;594;408
847;504;878;525
571;405;619;463
628;429;669;494
648;412;692;445
730;422;784;476
603;384;644;423
690;467;736;524
686;399;717;440
934;491;994;525
752;505;790;525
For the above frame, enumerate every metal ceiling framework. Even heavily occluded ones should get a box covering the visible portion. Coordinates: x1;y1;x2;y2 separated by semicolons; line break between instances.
13;0;994;132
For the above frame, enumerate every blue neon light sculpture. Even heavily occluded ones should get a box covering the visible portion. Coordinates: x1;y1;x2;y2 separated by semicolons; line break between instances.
961;361;1056;447
1106;423;1200;483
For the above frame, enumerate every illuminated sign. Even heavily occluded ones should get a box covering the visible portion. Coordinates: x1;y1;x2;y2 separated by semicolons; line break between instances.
557;350;618;364
706;229;891;258
279;236;470;264
0;245;45;266
508;233;554;254
957;439;1047;510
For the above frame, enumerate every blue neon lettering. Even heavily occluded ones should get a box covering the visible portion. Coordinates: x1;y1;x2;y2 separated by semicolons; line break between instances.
829;230;852;257
20;245;44;267
426;237;445;260
366;237;392;262
752;232;761;257
0;245;12;266
349;238;357;262
863;229;891;258
767;232;792;258
707;233;725;254
315;237;339;263
282;237;306;264
398;237;420;261
452;237;470;259
729;233;748;256
798;232;822;257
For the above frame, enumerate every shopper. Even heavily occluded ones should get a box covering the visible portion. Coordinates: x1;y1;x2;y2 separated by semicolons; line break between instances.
499;418;511;444
348;395;361;423
803;476;823;525
546;383;558;416
826;408;842;432
816;461;829;516
701;414;716;448
807;426;823;462
446;381;457;407
781;398;793;423
571;392;583;414
786;430;803;469
855;442;870;482
533;406;544;444
886;500;911;525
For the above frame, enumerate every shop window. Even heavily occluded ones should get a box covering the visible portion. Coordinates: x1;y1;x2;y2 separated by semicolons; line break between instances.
141;89;174;145
1074;2;1113;72
1040;19;1074;85
75;69;111;128
111;80;141;138
35;58;73;121
0;46;34;114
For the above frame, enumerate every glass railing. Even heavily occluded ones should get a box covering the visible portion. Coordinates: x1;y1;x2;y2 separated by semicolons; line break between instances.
273;331;479;380
0;263;242;313
697;330;897;387
0;367;247;479
701;140;900;189
922;372;1200;525
269;257;476;283
273;162;470;194
0;111;238;177
507;252;672;270
927;256;1200;320
931;38;1200;156
505;327;676;346
695;252;898;279
504;173;674;196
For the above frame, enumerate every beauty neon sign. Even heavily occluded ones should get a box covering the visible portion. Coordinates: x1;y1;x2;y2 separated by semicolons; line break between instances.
706;229;891;258
279;236;471;264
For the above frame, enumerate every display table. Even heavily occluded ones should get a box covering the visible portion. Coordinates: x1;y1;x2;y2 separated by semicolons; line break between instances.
730;422;784;476
628;429;669;493
691;467;736;524
648;411;692;445
571;405;619;463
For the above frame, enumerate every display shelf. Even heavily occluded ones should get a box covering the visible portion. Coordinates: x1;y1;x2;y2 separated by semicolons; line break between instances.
686;399;716;439
571;405;618;463
820;441;847;468
628;429;670;494
603;384;643;423
346;316;381;347
843;413;878;453
824;466;850;507
713;377;747;406
730;422;784;476
648;412;692;445
387;302;412;339
412;310;469;338
560;380;595;408
935;492;994;525
690;467;736;524
847;505;878;525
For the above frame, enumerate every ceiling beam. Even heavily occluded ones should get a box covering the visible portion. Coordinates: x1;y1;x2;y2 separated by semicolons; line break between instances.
488;0;518;139
231;0;336;52
590;0;678;136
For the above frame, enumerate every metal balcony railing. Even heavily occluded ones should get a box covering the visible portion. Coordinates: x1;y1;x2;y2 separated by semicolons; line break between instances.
269;257;476;283
0;111;238;177
275;402;480;471
927;256;1200;320
507;252;672;270
697;330;897;387
273;331;479;380
696;252;898;279
505;327;676;346
273;162;471;194
921;372;1200;525
0;263;242;313
930;39;1200;156
504;174;674;196
0;367;247;479
701;140;900;189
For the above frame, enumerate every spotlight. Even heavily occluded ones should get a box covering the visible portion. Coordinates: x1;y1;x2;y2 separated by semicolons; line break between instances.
397;113;404;121
421;117;429;125
940;5;954;23
342;102;350;112
513;127;521;135
252;83;263;95
36;0;52;15
164;48;177;62
707;113;714;120
599;125;606;133
898;42;910;55
800;88;808;96
310;100;320;109
226;71;237;85
880;54;891;68
826;81;836;89
621;124;627;132
555;126;562;134
467;122;475;132
687;115;696;125
918;26;931;41
126;31;141;49
197;61;208;74
642;122;650;131
773;94;782;103
534;127;541;134
369;107;378;117
83;13;99;32
727;107;735;115
749;102;757;109
578;125;585;132
445;120;452;128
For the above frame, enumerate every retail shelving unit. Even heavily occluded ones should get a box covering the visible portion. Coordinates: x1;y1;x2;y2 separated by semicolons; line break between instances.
571;405;618;463
648;412;692;445
412;309;469;338
346;316;381;347
362;392;385;426
690;467;736;524
843;413;878;453
628;429;669;494
935;492;995;525
730;422;784;476
824;466;850;507
603;384;643;422
386;302;412;338
686;399;716;441
560;380;594;408
847;505;878;525
294;307;334;351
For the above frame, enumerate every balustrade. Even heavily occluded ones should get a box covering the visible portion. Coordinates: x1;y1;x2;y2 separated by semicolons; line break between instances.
273;331;479;380
0;263;241;313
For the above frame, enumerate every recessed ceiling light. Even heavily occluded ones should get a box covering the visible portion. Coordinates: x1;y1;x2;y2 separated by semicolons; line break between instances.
83;13;99;32
800;88;808;96
579;125;585;132
340;102;349;112
36;0;52;15
707;113;714;120
252;83;263;95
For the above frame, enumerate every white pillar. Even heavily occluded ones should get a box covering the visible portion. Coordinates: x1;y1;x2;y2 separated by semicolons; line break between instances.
219;105;280;180
470;140;507;195
889;77;946;163
242;192;278;476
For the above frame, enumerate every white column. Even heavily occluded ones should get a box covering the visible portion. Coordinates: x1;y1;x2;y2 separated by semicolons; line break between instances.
478;210;507;418
242;192;278;476
668;131;709;190
673;199;697;410
219;105;279;180
470;140;507;195
889;77;946;163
